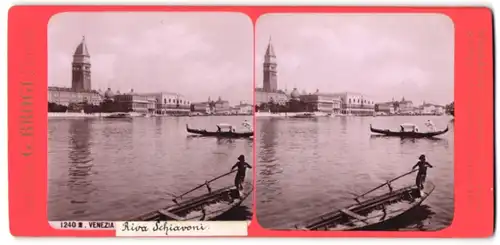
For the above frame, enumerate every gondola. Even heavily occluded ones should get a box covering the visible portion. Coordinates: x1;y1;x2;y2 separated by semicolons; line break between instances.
129;170;253;221
186;123;253;138
104;113;132;119
294;169;435;231
370;123;448;138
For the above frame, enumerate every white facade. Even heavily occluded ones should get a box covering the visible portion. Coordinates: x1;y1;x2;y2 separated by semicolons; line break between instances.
255;89;289;106
238;104;253;114
331;92;375;116
435;106;445;115
421;104;445;115
48;87;103;106
398;100;414;114
422;105;435;114
140;92;191;114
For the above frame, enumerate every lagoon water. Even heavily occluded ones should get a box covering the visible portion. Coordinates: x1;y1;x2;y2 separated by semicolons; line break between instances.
256;115;454;231
48;115;253;221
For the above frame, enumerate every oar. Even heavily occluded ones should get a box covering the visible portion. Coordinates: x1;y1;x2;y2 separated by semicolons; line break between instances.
173;169;238;202
163;191;180;199
353;169;419;200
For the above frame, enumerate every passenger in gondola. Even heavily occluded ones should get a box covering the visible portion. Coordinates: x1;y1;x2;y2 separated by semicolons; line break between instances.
412;154;433;189
231;155;252;192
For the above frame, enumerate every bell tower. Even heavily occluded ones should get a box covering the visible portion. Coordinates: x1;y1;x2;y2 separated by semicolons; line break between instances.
72;36;91;91
263;36;277;92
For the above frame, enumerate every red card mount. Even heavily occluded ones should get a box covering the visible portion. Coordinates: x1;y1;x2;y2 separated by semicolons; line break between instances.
7;5;494;237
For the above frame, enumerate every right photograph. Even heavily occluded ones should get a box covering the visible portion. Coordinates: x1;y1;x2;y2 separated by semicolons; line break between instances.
254;13;455;231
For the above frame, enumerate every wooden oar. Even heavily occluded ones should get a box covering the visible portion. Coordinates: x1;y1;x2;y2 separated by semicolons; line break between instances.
173;169;238;202
354;169;418;199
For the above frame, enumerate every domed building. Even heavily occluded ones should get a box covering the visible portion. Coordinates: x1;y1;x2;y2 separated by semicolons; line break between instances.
290;88;301;101
103;88;114;101
48;36;103;107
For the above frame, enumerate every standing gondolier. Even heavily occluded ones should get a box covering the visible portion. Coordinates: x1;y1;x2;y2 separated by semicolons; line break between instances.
231;155;252;191
412;154;433;189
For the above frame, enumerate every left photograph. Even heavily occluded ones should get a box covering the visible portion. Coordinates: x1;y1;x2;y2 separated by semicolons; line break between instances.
47;12;254;222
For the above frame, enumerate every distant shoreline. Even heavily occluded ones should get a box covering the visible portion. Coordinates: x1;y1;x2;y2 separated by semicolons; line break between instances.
254;112;448;118
47;112;252;119
48;112;448;119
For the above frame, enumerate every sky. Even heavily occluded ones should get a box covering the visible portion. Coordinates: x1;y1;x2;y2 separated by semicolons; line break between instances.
48;12;253;105
255;13;455;106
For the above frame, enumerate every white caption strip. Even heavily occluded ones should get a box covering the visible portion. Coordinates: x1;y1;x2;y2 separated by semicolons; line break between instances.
115;221;249;236
50;221;116;230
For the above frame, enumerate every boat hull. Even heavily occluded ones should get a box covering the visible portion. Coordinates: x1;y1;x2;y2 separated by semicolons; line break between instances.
370;125;448;138
129;182;253;221
295;181;435;231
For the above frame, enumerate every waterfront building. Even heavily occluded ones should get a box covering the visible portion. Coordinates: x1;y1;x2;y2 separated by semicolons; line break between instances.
237;103;253;115
140;92;191;115
375;102;395;114
214;96;231;114
419;102;445;115
300;89;342;114
255;38;289;106
229;107;240;114
398;97;414;114
48;36;103;106
231;102;253;115
332;92;375;116
114;89;156;113
192;102;211;114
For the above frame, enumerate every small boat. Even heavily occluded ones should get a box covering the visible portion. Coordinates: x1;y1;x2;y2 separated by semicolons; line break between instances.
186;123;253;138
291;112;316;118
294;169;435;231
104;113;131;119
129;170;253;221
370;123;448;138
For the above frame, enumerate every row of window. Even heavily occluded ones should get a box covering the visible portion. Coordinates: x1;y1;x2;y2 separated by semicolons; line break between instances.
161;98;190;105
344;98;374;104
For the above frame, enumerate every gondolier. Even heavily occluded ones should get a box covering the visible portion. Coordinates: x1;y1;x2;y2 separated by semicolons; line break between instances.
425;120;436;132
242;120;252;131
412;154;434;189
231;155;252;191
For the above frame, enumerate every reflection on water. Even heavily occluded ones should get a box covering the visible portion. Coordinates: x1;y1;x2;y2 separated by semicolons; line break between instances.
67;120;96;212
256;116;454;231
48;116;253;221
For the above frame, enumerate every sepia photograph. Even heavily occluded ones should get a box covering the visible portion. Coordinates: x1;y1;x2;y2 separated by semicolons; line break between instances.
47;12;254;222
255;13;454;231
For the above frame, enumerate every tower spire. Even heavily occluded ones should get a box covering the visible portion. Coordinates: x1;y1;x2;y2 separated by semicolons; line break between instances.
265;36;275;57
263;35;277;93
72;36;91;91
